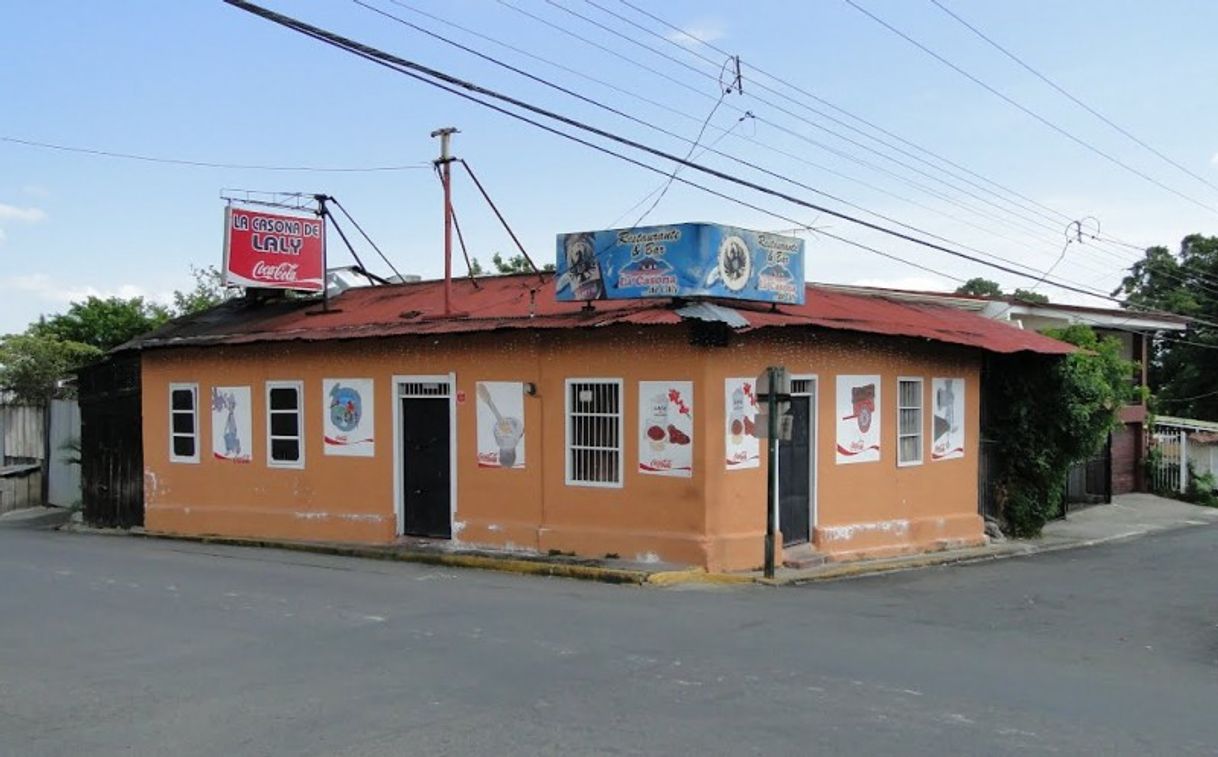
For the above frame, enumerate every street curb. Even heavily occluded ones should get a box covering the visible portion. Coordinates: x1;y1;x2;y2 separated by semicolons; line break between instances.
54;516;1217;587
60;525;653;585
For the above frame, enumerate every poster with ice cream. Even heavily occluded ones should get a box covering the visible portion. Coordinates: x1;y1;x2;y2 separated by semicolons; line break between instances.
476;382;526;469
323;379;375;457
724;378;760;469
931;377;965;461
211;386;252;463
638;381;693;477
836;375;881;464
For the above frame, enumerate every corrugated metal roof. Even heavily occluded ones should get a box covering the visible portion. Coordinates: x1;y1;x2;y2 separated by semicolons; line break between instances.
121;273;1072;356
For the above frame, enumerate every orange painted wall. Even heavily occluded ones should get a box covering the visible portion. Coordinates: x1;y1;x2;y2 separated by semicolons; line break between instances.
142;325;983;571
701;331;983;570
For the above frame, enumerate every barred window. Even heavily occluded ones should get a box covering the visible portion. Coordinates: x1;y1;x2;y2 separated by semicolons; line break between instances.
169;383;199;463
266;381;304;468
566;379;623;487
898;378;923;466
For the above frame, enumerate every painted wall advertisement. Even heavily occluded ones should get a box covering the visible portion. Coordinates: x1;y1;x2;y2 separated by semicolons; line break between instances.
211;386;252;463
931;377;965;461
638;381;693;477
555;223;805;305
836;375;881;465
724;378;760;469
323;379;375;457
223;206;325;292
476;382;526;469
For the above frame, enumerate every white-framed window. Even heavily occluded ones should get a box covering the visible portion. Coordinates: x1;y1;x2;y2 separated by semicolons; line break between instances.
169;383;200;463
565;379;624;487
266;381;304;468
897;377;924;467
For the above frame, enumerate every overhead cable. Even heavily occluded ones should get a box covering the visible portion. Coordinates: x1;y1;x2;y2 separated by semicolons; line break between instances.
841;0;1218;216
1;135;430;173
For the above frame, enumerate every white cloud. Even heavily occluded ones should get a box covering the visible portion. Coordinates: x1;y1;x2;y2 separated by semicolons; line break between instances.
665;21;725;48
4;274;171;306
20;185;50;199
0;203;47;223
1211;152;1218;167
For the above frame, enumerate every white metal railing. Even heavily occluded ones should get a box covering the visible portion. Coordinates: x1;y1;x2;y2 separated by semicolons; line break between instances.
1151;417;1218;495
1151;424;1186;494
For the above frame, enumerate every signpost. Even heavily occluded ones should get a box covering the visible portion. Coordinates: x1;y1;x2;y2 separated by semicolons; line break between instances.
756;366;791;579
223;206;326;292
555;223;805;305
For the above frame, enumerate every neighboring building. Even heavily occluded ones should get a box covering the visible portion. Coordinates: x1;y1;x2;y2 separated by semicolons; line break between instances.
823;285;1189;500
117;275;1070;571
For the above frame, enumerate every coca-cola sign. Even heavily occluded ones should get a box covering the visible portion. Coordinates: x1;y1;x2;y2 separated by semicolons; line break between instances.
223;206;325;292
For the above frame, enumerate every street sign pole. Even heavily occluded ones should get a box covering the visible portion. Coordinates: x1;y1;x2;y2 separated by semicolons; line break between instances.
764;367;778;579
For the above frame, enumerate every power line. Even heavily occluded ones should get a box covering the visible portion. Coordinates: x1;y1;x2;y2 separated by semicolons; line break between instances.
544;0;1093;244
544;0;1183;287
224;0;1147;305
611;0;1187;273
489;0;1121;278
841;0;1218;216
358;0;1116;292
0;135;430;172
230;0;1218;336
379;0;1103;276
928;0;1218;195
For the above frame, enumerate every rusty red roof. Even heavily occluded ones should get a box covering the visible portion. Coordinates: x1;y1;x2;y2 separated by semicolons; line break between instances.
124;273;1073;356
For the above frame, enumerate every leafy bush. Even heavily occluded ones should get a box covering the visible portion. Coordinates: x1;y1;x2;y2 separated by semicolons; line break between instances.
987;326;1136;537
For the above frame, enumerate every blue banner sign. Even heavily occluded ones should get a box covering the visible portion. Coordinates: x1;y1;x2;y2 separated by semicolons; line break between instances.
555;223;805;305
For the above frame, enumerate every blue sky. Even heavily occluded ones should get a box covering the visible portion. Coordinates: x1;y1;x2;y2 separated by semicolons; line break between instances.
3;0;1217;333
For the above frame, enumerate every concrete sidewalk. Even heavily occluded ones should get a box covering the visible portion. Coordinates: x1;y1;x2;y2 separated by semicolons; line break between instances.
48;493;1218;587
761;492;1218;585
0;506;74;530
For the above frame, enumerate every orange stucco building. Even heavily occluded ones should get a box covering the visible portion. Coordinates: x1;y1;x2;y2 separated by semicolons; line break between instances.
131;276;1070;572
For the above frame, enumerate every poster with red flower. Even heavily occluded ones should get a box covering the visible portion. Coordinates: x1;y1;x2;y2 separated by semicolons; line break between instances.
724;377;760;469
638;381;693;477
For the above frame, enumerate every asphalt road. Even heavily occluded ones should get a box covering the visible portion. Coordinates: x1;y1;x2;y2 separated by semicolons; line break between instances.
2;524;1217;756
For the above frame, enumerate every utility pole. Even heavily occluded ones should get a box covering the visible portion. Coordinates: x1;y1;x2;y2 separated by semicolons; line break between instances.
431;127;459;316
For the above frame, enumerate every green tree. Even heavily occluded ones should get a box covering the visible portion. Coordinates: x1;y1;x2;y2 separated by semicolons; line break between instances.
1011;288;1050;304
987;325;1137;537
491;252;555;274
33;296;170;351
1114;234;1218;419
0;333;101;403
955;277;1003;297
172;265;230;316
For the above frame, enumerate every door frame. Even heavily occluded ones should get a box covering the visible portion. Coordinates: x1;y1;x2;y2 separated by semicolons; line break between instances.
392;373;458;540
785;374;819;538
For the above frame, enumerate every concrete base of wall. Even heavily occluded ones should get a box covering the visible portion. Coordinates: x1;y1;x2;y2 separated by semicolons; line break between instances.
145;503;394;544
144;506;986;572
813;513;985;562
0;466;42;515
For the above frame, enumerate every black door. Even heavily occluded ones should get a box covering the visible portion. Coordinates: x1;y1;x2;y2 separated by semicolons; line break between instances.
779;395;811;546
79;356;144;528
401;397;452;538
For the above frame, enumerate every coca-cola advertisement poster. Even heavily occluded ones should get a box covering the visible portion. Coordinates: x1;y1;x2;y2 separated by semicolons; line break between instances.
836;374;882;465
931;377;965;461
223;206;325;292
323;379;374;457
638;381;693;477
724;377;760;469
211;386;252;463
476;382;526;469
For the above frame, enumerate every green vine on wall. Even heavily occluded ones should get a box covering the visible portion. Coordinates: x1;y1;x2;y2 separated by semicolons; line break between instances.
986;325;1138;537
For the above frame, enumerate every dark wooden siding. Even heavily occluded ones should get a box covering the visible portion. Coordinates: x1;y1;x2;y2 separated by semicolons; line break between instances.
78;355;143;528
